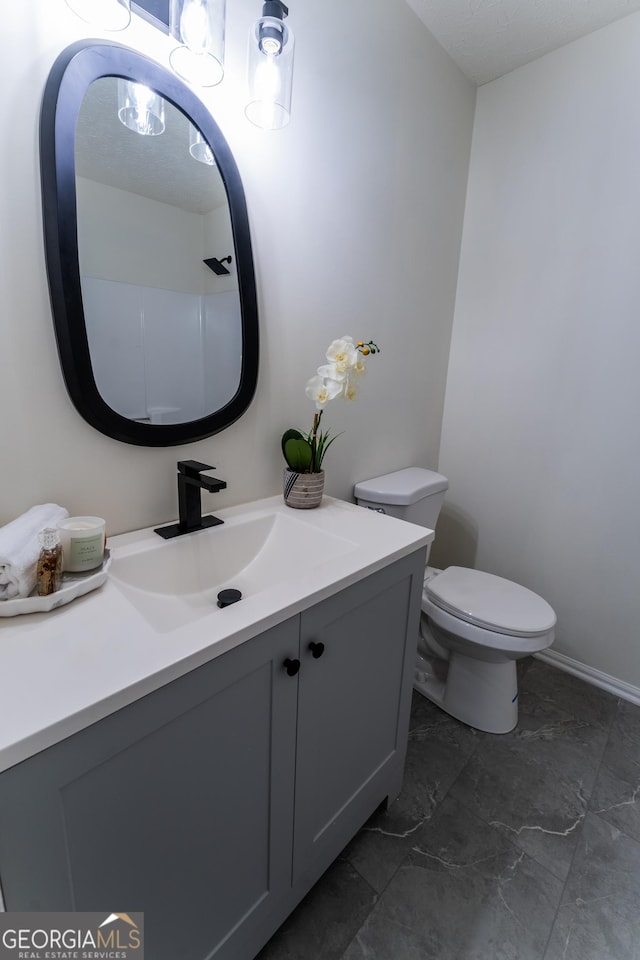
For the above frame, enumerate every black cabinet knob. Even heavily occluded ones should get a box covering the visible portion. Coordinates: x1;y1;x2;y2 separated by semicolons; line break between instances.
308;641;325;659
283;658;301;676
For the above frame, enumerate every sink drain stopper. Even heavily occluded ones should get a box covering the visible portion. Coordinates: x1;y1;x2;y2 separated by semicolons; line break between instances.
217;588;242;608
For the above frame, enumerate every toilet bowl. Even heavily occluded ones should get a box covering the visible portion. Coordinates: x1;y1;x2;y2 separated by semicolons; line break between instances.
417;566;555;733
354;468;556;734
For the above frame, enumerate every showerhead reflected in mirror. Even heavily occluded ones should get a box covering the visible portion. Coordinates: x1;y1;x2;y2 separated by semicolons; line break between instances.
40;42;258;446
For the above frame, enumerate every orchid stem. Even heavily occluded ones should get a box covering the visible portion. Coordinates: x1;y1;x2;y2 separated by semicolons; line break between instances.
310;410;322;473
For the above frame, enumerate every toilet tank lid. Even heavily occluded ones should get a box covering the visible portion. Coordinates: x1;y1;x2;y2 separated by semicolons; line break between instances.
354;467;448;505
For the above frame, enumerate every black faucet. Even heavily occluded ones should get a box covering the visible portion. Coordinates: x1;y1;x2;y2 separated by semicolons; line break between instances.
154;460;227;539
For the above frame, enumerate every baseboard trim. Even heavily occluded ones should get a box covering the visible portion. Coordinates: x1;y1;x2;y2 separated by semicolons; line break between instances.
535;649;640;706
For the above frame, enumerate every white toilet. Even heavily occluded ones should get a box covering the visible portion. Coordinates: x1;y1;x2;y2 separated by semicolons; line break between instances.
354;467;556;734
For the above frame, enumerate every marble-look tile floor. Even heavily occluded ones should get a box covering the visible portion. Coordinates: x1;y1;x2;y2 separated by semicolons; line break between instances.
256;658;640;960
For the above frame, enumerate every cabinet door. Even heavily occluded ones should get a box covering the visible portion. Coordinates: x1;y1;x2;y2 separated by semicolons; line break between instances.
0;618;300;960
293;551;424;884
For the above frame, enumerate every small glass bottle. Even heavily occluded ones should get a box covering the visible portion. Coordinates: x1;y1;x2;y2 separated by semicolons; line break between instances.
36;528;63;597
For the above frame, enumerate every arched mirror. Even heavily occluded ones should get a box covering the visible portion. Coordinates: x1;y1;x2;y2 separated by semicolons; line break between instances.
41;41;259;446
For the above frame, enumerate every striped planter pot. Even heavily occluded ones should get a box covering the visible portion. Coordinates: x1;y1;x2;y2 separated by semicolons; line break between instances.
283;470;325;509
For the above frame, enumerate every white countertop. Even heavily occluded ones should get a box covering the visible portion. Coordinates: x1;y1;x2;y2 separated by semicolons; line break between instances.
0;496;431;774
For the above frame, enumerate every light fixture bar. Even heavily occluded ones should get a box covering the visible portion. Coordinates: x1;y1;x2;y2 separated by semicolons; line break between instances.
131;0;170;33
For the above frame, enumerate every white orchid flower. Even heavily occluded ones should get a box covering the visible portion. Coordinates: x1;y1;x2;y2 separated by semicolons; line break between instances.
282;336;379;476
351;355;367;377
326;338;358;374
317;362;346;383
305;374;343;409
344;379;360;401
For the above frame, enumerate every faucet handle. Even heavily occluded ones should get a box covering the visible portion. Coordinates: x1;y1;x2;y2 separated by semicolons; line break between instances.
177;460;214;478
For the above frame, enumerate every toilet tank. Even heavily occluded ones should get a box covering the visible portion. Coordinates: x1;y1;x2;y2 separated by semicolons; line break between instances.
354;467;448;529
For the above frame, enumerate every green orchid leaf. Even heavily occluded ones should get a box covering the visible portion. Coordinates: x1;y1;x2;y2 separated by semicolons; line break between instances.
284;437;313;471
282;428;305;462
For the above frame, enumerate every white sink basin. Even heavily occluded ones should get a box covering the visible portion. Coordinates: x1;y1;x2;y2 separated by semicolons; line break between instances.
110;508;357;601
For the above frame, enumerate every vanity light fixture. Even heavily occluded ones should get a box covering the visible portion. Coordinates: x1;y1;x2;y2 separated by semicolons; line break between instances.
117;80;166;135
189;124;216;165
246;0;294;130
169;0;226;87
63;0;131;30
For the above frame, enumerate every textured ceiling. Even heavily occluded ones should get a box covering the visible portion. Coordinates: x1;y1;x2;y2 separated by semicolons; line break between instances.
76;78;228;214
405;0;640;85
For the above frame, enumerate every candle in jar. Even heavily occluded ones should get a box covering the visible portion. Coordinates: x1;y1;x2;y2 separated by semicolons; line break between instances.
58;517;106;572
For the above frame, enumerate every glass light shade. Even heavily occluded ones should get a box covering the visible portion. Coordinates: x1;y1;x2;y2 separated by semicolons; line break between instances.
117;80;165;136
64;0;131;30
245;16;294;130
169;0;226;88
189;125;216;165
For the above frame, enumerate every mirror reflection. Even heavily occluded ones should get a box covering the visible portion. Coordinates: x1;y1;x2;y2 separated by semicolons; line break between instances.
74;77;242;426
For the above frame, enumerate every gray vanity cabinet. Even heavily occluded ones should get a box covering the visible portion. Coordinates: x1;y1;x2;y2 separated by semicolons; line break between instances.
0;615;301;960
0;550;424;960
293;565;418;886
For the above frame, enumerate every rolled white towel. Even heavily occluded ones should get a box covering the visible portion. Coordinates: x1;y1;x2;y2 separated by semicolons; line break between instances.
0;504;69;600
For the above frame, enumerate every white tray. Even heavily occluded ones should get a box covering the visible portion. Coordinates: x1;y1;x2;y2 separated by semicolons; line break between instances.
0;552;111;617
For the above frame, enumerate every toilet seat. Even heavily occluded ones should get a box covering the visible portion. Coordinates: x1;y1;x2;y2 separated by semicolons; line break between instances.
422;594;555;658
425;566;556;638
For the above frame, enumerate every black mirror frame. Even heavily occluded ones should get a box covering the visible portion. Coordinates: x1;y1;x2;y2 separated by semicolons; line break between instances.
40;41;259;446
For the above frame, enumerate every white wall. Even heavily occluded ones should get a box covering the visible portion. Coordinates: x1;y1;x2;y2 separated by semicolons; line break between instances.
0;0;474;534
76;177;206;292
77;176;235;296
436;14;640;689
